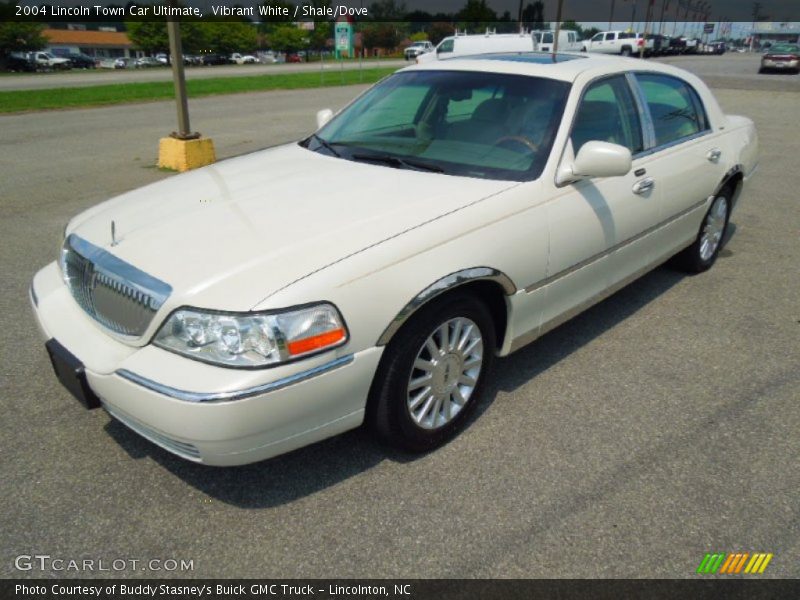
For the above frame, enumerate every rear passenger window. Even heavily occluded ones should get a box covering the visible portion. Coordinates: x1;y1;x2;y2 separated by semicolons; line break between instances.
571;75;643;155
605;33;616;41
635;73;709;146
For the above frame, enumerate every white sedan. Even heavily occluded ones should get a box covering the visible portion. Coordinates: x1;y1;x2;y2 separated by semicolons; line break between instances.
31;53;759;466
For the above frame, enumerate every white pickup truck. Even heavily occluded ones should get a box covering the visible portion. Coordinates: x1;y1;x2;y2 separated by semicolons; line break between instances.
28;51;72;70
583;31;654;56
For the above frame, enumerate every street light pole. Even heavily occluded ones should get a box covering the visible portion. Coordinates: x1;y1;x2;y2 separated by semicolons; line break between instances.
166;18;197;140
553;0;564;55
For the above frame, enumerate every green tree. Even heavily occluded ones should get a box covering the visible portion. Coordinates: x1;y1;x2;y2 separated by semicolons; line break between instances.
428;22;455;45
457;0;497;23
361;23;403;53
269;25;308;54
307;21;331;55
126;19;208;55
0;21;46;58
409;31;429;42
521;1;546;30
126;21;170;55
199;21;258;55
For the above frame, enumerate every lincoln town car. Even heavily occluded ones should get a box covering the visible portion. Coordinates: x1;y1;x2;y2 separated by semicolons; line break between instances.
30;53;759;465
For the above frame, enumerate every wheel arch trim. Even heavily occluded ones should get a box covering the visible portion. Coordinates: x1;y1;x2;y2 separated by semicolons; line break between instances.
714;164;744;208
376;267;516;346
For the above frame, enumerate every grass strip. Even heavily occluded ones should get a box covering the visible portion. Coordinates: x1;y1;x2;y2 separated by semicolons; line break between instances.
0;67;397;113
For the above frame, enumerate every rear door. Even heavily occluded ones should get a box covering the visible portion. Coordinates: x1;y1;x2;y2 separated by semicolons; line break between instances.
630;72;725;255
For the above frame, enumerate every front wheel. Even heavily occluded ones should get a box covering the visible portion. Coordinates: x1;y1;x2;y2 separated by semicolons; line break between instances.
621;47;632;57
674;192;730;273
368;294;496;452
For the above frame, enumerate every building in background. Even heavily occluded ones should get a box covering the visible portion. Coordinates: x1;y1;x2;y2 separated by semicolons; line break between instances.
43;28;141;59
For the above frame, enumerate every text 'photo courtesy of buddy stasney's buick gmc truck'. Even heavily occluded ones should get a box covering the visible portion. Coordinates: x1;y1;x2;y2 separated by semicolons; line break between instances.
30;52;758;466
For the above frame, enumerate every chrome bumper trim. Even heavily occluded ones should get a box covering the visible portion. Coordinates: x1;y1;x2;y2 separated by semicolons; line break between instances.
116;354;355;403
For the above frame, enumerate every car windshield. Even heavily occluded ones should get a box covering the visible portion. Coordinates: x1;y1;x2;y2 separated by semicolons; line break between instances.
769;44;799;53
306;70;570;181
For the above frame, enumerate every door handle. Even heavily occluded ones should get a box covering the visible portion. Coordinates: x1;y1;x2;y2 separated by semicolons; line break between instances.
632;177;655;195
707;148;722;162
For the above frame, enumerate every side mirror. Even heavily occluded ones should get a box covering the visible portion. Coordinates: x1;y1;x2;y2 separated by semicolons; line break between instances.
557;141;632;184
316;108;333;129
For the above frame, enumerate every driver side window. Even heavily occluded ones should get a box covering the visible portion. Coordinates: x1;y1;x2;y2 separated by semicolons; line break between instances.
571;75;644;155
438;39;454;53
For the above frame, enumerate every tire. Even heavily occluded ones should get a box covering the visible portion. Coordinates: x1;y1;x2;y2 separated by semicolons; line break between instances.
368;293;496;453
674;191;731;273
621;47;632;57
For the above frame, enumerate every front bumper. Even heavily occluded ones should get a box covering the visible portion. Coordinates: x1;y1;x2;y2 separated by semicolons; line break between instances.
31;262;383;466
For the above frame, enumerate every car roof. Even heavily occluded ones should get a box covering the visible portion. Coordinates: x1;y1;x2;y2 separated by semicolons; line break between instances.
405;52;691;83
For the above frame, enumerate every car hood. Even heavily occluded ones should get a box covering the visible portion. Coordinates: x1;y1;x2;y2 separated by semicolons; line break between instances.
69;143;515;311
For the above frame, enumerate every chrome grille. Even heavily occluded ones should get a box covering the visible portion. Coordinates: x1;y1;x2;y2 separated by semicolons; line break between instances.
60;234;172;338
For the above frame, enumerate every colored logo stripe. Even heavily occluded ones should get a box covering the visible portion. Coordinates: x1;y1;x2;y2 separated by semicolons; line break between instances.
697;552;773;574
744;553;773;574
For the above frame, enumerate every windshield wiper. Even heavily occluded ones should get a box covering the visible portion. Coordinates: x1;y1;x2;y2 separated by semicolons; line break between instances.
307;133;341;157
351;153;444;173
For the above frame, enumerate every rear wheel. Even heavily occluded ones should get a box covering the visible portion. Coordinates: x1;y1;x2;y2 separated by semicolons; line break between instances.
674;191;730;273
369;294;496;452
621;46;632;57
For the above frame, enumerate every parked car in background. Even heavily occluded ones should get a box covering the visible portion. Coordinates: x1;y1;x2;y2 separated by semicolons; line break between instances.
28;51;71;70
259;51;279;64
418;32;536;63
64;53;96;69
230;53;259;64
5;52;36;72
200;53;230;66
134;56;162;68
583;31;653;56
702;40;727;55
113;57;132;69
155;53;168;65
759;43;800;74
649;34;671;55
532;29;582;52
286;53;303;63
404;41;435;60
32;53;758;466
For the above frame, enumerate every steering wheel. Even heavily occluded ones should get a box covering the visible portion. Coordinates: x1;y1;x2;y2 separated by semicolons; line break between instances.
492;135;538;153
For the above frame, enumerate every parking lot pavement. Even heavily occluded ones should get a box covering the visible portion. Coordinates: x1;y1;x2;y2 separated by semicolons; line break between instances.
653;52;800;92
0;59;406;91
1;59;798;578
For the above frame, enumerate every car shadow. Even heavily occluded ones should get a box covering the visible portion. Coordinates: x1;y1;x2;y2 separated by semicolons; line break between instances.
103;224;737;509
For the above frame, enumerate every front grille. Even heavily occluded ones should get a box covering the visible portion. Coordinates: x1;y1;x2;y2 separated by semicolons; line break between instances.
60;234;172;338
104;402;202;462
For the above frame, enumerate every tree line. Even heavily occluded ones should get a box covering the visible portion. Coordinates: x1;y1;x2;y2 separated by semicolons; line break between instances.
0;0;600;59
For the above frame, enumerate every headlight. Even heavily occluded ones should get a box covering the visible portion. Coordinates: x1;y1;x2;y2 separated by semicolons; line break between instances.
154;303;348;368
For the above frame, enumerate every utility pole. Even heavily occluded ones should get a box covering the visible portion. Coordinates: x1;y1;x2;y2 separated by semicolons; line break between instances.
166;19;197;140
157;10;215;172
658;0;668;36
553;0;564;54
640;0;653;59
609;0;616;30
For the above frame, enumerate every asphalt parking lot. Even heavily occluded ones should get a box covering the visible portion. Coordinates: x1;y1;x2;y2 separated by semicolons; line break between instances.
1;52;798;579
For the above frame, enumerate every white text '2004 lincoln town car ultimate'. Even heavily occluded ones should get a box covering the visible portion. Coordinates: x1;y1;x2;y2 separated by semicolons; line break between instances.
31;53;758;466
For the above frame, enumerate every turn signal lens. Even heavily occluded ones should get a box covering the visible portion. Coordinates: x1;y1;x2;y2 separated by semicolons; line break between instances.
287;328;346;356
